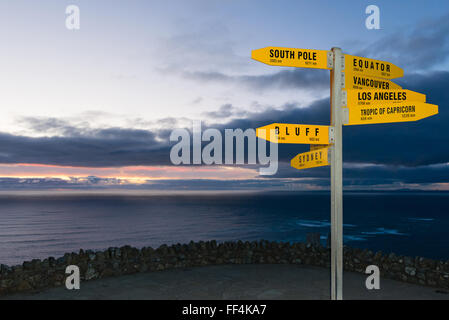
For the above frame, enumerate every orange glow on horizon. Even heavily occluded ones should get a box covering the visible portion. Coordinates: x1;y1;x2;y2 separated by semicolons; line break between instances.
0;163;259;181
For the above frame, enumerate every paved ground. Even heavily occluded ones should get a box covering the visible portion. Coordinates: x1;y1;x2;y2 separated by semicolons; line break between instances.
3;264;449;300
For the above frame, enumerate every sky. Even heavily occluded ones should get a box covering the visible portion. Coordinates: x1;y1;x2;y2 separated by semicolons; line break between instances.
0;0;449;191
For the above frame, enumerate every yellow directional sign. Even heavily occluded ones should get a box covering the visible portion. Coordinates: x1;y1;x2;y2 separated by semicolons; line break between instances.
344;74;402;90
291;147;330;170
310;144;329;151
345;89;425;108
252;47;332;70
345;55;403;79
343;101;438;125
256;123;332;144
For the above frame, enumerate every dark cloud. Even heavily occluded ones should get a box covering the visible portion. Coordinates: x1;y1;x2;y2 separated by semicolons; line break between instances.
356;13;449;71
191;97;203;105
2;70;447;170
0;128;172;167
225;71;447;168
343;70;449;166
343;163;449;185
184;12;449;93
203;104;236;118
271;162;449;185
184;68;329;91
188;67;449;170
18;117;86;137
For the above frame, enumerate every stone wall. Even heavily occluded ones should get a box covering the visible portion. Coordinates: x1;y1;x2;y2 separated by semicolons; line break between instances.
1;240;449;296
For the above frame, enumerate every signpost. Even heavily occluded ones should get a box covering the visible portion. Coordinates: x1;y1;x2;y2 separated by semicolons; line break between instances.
252;46;438;300
329;48;344;301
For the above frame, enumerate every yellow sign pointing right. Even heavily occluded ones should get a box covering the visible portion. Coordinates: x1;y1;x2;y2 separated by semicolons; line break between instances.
291;146;330;170
344;101;438;125
344;74;402;90
345;54;404;79
345;89;426;107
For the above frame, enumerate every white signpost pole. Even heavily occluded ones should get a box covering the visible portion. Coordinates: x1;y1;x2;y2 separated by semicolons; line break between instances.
330;47;344;300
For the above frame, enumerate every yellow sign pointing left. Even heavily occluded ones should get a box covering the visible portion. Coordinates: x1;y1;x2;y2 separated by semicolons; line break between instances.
256;123;332;145
252;47;332;69
291;146;330;170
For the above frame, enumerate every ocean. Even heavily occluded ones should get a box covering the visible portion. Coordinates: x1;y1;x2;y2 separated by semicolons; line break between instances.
0;191;448;266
